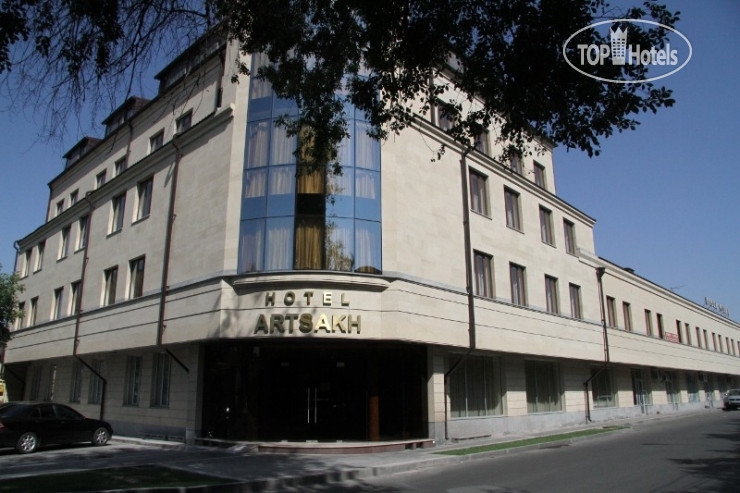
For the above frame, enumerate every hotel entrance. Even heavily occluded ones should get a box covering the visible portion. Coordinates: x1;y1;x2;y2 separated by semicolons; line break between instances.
201;341;426;442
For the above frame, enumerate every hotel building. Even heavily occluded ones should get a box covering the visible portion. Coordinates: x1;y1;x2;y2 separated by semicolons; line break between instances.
4;34;740;444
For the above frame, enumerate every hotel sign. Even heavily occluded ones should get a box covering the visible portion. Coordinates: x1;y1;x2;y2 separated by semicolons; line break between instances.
704;297;731;319
254;291;362;335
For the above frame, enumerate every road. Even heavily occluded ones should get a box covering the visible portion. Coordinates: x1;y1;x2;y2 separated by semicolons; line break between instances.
0;411;738;492
313;411;740;492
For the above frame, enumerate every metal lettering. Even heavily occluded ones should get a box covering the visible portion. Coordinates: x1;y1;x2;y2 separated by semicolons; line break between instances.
315;314;331;333
304;291;314;305
323;292;332;306
284;291;295;306
270;314;285;333
265;292;276;306
332;315;347;333
255;314;269;334
348;315;361;334
341;293;350;306
299;314;313;333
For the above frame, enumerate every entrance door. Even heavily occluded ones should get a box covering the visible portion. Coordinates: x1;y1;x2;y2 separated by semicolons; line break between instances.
632;369;648;414
261;346;367;441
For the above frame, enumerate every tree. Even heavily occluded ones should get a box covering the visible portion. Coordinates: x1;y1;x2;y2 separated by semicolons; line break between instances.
0;264;24;345
0;0;677;162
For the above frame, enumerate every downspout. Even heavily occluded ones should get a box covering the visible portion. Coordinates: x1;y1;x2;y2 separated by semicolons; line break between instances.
73;193;107;420
583;266;610;423
444;145;476;441
157;133;189;373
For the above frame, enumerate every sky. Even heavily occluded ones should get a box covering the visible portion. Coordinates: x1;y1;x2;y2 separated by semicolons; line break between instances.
0;1;737;321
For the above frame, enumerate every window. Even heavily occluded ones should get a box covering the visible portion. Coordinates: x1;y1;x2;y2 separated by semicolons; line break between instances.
474;251;493;298
21;249;31;277
52;287;64;320
591;368;616;408
58;225;71;259
151;353;172;408
563;220;577;255
29;297;38;326
149;130;164;153
34;241;45;272
525;360;562;413
69;361;82;403
676;320;683;343
504;188;522;230
469;169;489;216
124;356;142;406
545;275;559;314
114;157;127;176
110;193;126;233
508;149;523;174
475;130;490;156
686;372;700;402
176;111;192;133
509;263;527;306
703;329;708;349
76;215;89;251
136;177;153;220
656;313;665;339
45;364;57;401
606;296;617;327
539;206;554;245
623;302;633;331
448;356;503;417
70;190;79;205
103;266;118;306
15;301;24;329
685;323;692;345
569;283;582;319
69;280;81;316
696;327;702;348
96;170;107;189
434;102;456;131
129;257;145;299
645;309;653;336
88;359;104;404
29;366;42;401
56;200;64;216
534;162;546;189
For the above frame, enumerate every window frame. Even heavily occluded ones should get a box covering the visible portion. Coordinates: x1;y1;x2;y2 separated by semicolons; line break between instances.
545;275;559;314
534;161;546;189
622;302;633;331
128;256;146;299
569;283;583;319
149;129;164;153
110;192;126;233
525;360;562;413
563;219;577;255
539;206;554;245
509;263;527;306
124;356;143;406
58;225;71;260
103;266;118;306
504;187;522;231
136;176;154;221
469;169;490;216
150;353;172;408
474;251;494;298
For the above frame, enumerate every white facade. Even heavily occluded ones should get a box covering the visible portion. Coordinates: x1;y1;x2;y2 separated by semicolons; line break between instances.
5;36;740;444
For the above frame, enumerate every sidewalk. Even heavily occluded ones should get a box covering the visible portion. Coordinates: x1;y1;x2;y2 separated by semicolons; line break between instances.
112;410;714;492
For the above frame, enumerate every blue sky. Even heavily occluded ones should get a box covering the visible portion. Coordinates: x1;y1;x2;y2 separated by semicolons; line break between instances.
0;1;737;320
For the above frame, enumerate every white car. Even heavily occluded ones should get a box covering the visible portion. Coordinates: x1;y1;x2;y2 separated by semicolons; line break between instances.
722;389;740;410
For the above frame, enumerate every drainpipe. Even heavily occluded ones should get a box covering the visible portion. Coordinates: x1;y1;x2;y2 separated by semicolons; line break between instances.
583;266;610;423
72;193;107;420
443;145;476;441
157;134;189;373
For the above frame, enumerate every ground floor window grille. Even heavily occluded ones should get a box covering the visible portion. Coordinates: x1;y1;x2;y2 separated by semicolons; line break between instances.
69;360;82;403
686;372;700;403
151;353;172;408
124;356;143;406
88;360;105;404
29;366;42;400
448;356;503;418
525;360;562;413
591;367;616;408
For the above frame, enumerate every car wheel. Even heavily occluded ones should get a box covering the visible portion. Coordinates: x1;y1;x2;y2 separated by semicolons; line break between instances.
92;427;110;446
16;432;39;454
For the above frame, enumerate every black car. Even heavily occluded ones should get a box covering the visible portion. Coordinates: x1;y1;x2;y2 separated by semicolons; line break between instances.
0;402;113;454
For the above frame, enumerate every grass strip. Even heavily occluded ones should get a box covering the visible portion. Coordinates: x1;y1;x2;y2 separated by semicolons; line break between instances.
0;465;232;492
436;426;627;456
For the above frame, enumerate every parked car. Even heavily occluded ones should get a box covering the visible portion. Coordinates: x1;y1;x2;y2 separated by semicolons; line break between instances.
0;402;113;454
722;389;740;410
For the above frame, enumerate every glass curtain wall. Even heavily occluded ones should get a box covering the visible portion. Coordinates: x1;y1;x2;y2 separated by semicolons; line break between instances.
239;53;381;274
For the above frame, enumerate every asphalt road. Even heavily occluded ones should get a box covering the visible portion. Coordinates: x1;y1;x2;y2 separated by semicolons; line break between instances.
314;411;740;493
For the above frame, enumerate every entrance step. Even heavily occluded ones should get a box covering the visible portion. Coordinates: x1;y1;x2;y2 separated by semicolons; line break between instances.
194;437;435;454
